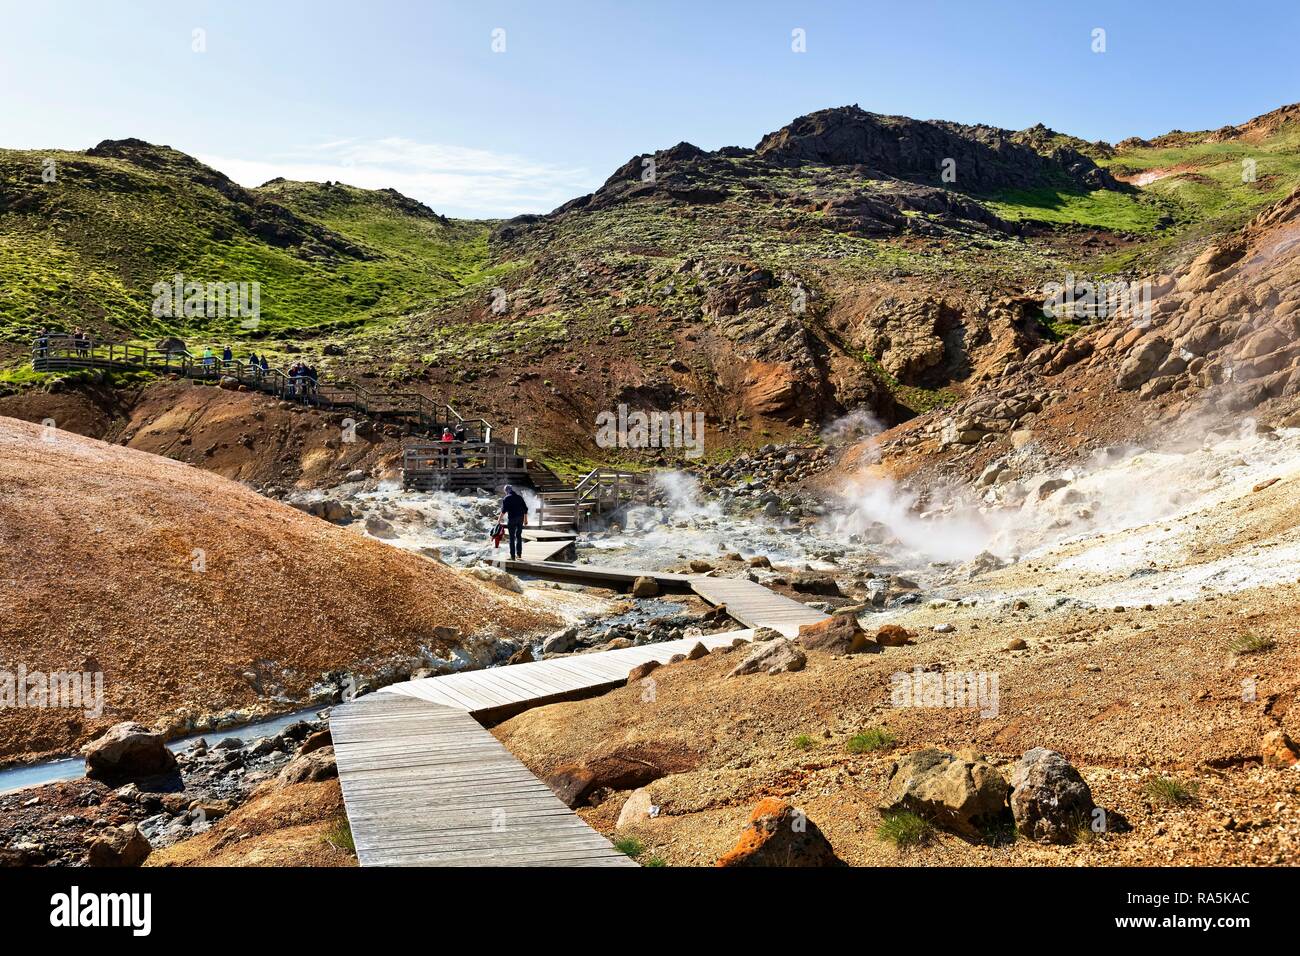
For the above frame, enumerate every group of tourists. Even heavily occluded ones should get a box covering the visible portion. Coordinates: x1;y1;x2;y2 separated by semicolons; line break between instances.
287;361;319;398
438;425;470;466
197;344;318;398
33;327;92;358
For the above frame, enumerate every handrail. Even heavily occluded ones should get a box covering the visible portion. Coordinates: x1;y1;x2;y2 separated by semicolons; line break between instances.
542;468;650;530
29;337;498;441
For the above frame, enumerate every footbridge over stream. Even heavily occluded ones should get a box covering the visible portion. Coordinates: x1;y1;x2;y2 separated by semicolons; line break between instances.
331;561;828;866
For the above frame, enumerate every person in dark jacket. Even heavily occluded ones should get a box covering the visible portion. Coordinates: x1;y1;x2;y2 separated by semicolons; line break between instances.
500;485;529;560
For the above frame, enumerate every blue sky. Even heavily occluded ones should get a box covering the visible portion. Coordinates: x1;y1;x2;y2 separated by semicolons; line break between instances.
2;0;1296;217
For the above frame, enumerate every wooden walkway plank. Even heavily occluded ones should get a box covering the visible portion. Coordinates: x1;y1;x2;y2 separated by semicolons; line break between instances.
333;549;826;865
333;629;763;866
331;695;636;867
687;576;828;637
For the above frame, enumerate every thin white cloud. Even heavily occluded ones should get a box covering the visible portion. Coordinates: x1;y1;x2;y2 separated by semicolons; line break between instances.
196;137;596;219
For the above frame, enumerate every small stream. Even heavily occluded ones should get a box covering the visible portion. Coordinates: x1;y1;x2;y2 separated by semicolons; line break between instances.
0;706;324;796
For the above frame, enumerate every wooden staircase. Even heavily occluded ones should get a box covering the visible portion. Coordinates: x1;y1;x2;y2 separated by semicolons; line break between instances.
534;468;650;532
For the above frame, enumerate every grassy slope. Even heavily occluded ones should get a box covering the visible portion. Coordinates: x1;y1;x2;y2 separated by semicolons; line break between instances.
980;121;1300;271
0;148;495;345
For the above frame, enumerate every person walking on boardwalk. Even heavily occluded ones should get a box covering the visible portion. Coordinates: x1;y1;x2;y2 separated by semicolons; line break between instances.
222;344;233;367
202;346;216;372
500;484;529;561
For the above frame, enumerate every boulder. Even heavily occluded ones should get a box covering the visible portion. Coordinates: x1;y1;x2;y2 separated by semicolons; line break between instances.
716;798;842;867
627;660;660;682
84;722;178;783
688;559;714;573
879;748;1010;840
319;499;354;523
748;555;773;568
1009;748;1096;843
467;564;524;593
541;626;578;654
85;823;152;868
631;575;660;598
615;787;657;828
277;746;338;785
543;746;692;808
965;550;1008;579
727;638;807;677
299;728;333;755
1261;730;1300;769
364;515;398;539
1116;337;1171;390
874;624;914;647
791;573;841;596
797;615;872;655
684;642;709;660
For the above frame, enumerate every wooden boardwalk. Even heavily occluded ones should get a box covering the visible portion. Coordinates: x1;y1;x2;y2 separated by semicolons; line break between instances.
689;576;828;638
333;629;756;866
517;529;576;563
502;557;694;589
331;694;634;866
387;629;756;719
501;561;830;638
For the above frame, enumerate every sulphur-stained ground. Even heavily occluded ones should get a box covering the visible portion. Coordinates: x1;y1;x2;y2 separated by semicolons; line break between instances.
494;458;1300;866
0;415;562;762
147;779;356;867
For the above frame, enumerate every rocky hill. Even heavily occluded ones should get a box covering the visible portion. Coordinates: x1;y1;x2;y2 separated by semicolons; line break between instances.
2;104;1299;470
0;416;560;761
859;182;1300;496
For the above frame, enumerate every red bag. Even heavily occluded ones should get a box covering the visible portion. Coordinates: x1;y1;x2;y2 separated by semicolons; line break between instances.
491;523;505;548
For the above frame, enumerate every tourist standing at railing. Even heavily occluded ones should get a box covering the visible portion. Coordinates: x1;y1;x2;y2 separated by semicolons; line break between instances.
222;344;233;368
500;485;529;561
259;355;269;373
248;352;261;378
35;329;49;359
202;346;216;373
439;427;455;467
453;425;468;466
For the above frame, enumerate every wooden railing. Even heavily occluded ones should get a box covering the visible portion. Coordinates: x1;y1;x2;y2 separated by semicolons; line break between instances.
29;336;494;441
539;469;649;529
402;440;527;477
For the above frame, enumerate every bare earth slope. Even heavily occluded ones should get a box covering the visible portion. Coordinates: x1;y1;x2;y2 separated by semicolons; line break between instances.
494;462;1300;865
0;416;557;760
